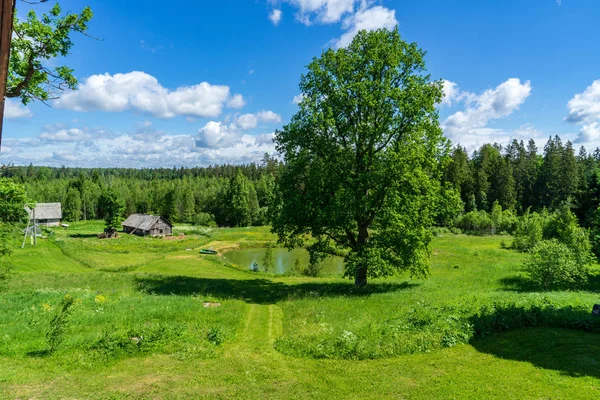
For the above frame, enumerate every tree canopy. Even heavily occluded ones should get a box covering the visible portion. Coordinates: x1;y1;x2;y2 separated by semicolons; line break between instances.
7;3;93;104
0;177;28;223
271;28;448;286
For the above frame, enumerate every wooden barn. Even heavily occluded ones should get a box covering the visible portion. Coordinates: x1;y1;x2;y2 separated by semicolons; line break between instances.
25;203;62;227
122;214;173;236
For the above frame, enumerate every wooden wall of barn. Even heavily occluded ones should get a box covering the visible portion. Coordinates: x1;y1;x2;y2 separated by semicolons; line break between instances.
149;219;172;236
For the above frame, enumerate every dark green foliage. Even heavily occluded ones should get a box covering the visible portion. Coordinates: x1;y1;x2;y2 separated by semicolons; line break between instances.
523;240;589;290
99;187;125;231
46;294;76;353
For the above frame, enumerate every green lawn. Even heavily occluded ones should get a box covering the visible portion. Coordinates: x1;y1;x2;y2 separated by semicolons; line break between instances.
1;223;599;399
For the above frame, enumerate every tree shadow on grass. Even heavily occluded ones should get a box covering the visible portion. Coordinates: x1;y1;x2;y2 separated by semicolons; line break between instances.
469;304;600;378
135;275;417;304
68;233;99;239
471;328;600;379
500;272;600;294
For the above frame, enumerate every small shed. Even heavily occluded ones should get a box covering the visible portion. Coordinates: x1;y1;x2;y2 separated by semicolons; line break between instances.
25;203;62;227
122;214;173;236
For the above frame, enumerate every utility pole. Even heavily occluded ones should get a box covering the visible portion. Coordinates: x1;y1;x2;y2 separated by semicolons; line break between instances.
0;0;16;152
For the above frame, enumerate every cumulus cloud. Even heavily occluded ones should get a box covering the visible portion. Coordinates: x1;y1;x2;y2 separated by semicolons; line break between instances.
443;78;532;141
197;110;281;148
227;94;246;109
333;5;397;48
269;9;282;25
54;71;245;119
565;80;600;124
196;121;238;149
235;110;282;130
38;124;111;143
575;123;600;144
280;0;355;25
271;1;397;48
4;99;33;118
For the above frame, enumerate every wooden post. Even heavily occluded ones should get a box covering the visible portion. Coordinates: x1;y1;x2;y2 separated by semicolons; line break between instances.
32;207;36;245
0;0;16;152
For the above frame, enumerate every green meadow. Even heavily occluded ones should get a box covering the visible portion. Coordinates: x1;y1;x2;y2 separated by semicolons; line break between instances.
1;221;600;399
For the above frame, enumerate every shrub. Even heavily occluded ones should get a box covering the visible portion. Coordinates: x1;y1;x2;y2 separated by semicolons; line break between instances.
511;211;545;251
262;244;275;273
193;212;217;227
46;294;76;353
523;239;589;290
453;210;493;235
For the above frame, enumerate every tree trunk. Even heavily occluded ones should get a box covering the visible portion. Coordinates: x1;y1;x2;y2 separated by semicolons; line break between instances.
354;223;369;287
0;0;16;152
354;266;367;287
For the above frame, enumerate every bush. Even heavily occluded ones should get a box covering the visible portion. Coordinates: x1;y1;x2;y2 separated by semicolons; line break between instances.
453;210;493;235
193;212;217;227
523;240;589;290
46;294;76;353
511;211;545;251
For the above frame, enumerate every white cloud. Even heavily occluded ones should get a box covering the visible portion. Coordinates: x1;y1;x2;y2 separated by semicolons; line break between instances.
256;110;282;123
54;71;245;119
235;110;282;130
443;78;532;141
196;121;238;149
278;0;355;25
292;94;305;104
269;9;283;25
576;123;600;144
227;94;246;109
4;99;33;118
565;80;600;124
441;80;460;106
235;114;258;130
513;123;543;141
333;5;397;48
40;128;91;143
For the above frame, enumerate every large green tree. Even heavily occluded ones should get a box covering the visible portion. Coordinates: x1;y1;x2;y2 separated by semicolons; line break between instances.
272;28;447;286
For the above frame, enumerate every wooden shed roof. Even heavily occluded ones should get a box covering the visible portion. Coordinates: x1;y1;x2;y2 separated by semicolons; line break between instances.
25;203;62;220
122;214;172;231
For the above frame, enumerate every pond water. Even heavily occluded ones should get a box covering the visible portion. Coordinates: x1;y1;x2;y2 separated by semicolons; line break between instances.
222;247;345;276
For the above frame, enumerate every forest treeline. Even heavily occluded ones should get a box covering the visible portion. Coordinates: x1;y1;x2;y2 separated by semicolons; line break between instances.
5;136;600;231
4;155;280;227
442;136;600;230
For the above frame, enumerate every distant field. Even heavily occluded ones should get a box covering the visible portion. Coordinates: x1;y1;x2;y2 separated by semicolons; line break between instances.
1;222;599;399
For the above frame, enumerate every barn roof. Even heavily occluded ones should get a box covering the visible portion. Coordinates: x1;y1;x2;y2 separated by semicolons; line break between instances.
25;203;62;220
122;214;172;231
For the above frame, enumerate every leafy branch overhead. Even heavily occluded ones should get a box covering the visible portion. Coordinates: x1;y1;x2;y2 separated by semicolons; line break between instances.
6;3;94;104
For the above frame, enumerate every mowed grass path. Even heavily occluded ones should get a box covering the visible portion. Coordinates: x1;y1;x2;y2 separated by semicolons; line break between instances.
1;222;600;399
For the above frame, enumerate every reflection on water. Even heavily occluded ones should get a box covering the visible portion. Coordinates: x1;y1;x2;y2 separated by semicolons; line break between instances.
222;247;344;276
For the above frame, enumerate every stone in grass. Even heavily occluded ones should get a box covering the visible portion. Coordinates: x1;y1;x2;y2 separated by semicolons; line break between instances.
593;304;600;316
203;302;222;308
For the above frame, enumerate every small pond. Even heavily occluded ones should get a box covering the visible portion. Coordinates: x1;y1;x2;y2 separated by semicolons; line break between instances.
223;247;345;276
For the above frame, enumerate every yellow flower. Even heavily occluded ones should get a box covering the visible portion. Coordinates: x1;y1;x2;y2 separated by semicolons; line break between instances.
42;303;52;312
94;295;107;305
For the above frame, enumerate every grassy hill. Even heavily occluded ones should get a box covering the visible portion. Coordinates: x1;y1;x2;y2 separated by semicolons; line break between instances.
1;221;599;399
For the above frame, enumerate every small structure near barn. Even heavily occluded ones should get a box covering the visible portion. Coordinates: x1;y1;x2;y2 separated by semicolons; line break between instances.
25;203;62;227
122;214;173;236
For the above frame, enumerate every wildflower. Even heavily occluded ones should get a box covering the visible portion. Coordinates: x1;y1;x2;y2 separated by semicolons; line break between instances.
94;295;107;305
42;303;52;312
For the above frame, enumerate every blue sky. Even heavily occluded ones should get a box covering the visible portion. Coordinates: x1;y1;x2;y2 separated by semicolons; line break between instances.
3;0;600;167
